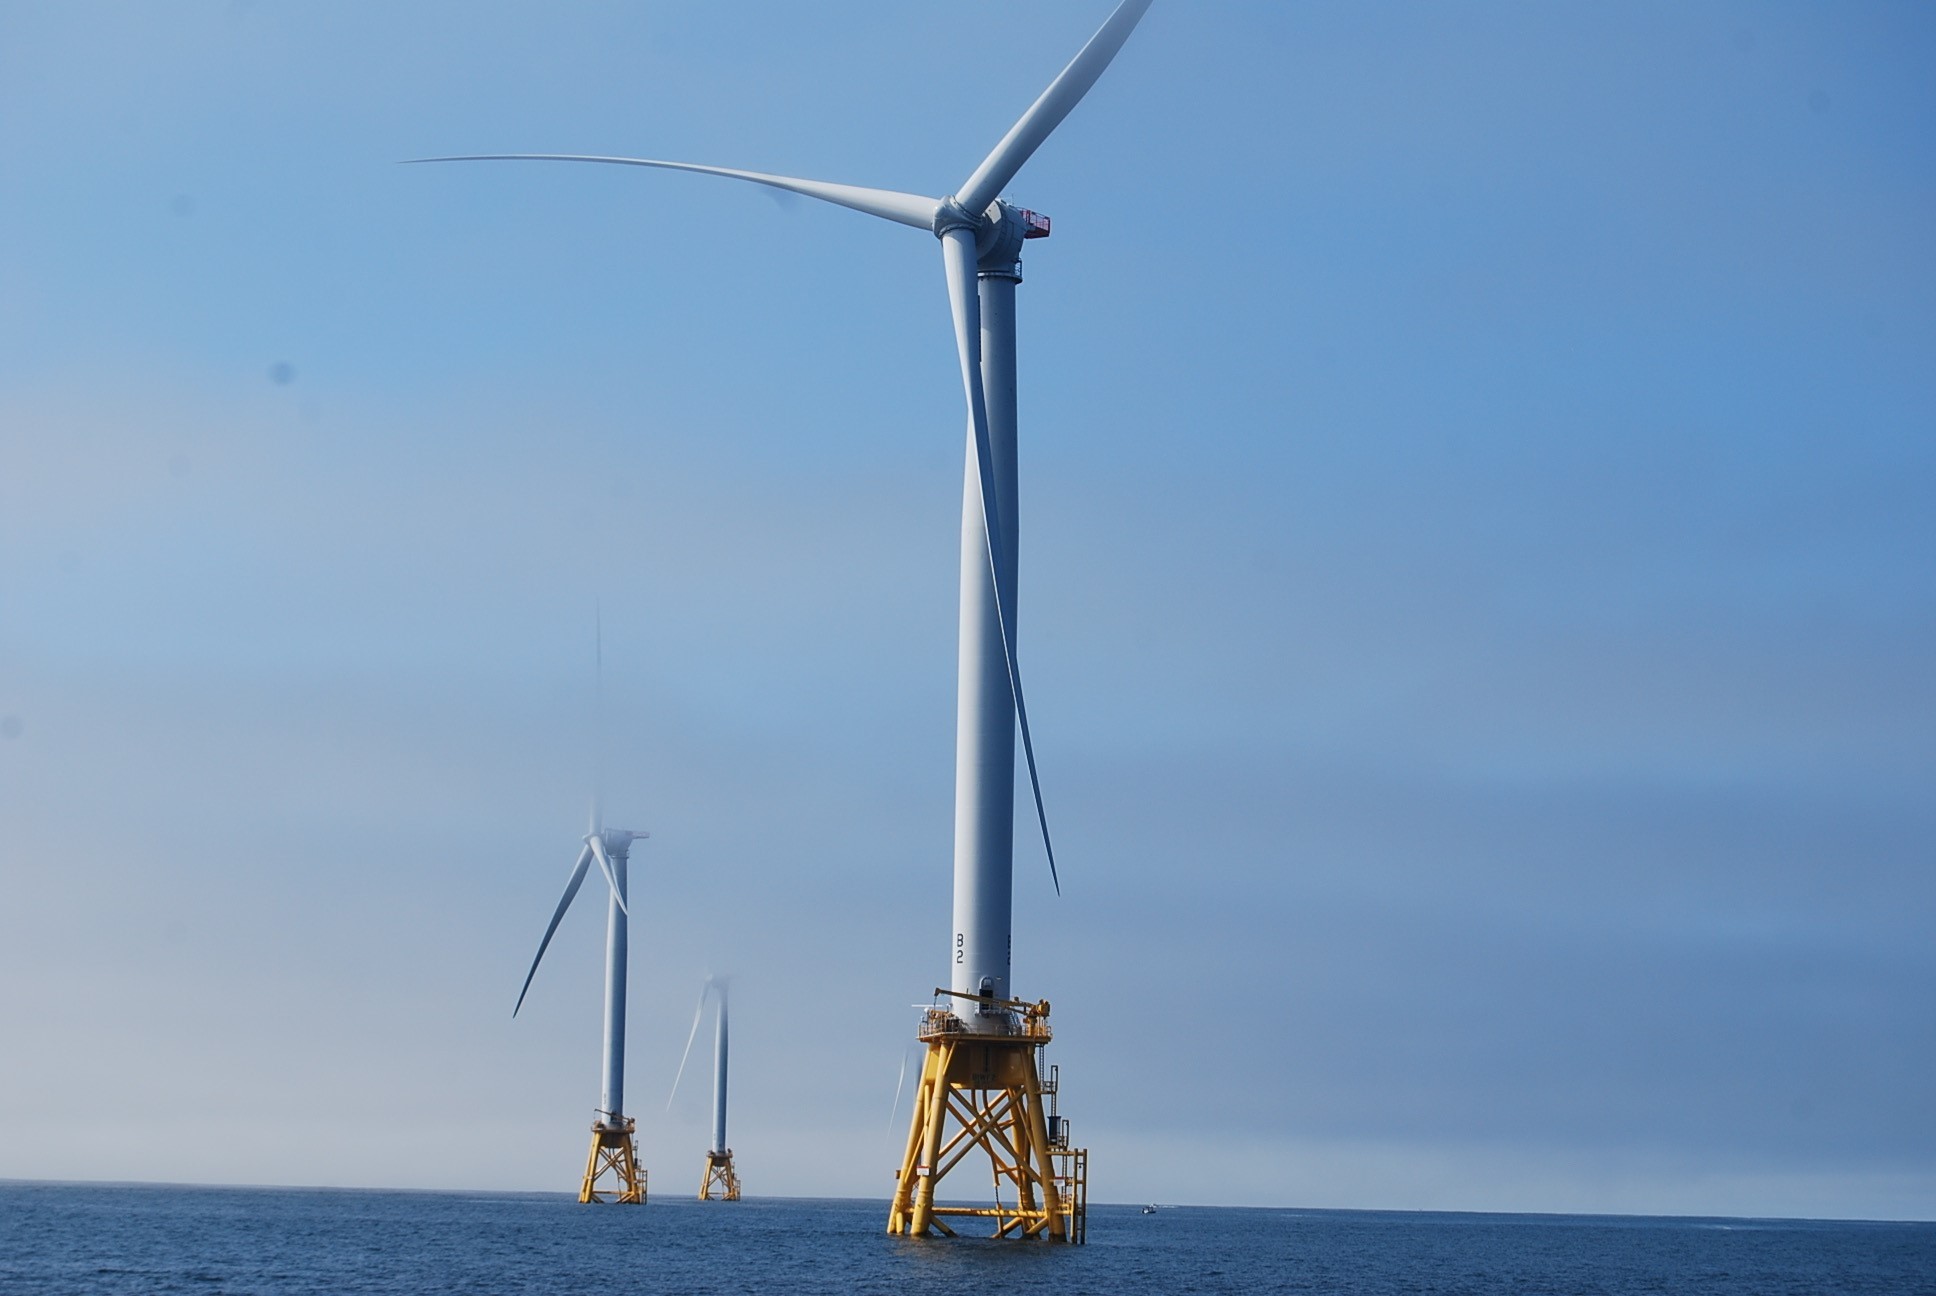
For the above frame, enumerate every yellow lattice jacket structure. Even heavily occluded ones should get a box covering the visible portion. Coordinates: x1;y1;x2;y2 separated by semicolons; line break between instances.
580;1117;646;1204
699;1149;741;1201
888;995;1088;1243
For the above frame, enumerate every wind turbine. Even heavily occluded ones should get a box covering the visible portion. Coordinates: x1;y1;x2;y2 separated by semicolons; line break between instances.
513;626;650;1204
414;0;1153;1241
669;978;740;1201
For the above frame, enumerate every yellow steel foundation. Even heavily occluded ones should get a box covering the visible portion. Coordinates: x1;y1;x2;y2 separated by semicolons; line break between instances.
580;1118;646;1204
887;995;1087;1243
699;1149;741;1201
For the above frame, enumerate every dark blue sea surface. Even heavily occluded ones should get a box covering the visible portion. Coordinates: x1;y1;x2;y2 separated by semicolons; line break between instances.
1;1182;1930;1295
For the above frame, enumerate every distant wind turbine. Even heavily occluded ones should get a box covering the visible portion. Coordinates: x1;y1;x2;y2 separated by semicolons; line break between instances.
513;620;650;1204
669;977;740;1201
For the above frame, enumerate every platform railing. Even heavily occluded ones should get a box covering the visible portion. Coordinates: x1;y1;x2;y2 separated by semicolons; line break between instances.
918;991;1055;1042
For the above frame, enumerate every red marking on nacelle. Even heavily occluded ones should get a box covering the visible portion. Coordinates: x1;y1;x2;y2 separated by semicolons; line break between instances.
1018;208;1051;239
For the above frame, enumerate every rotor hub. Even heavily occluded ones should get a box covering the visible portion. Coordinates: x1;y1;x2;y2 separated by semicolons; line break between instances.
930;196;983;238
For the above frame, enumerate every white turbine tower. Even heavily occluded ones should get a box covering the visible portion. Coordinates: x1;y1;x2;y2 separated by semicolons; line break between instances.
669;978;740;1201
415;0;1153;1241
513;626;650;1204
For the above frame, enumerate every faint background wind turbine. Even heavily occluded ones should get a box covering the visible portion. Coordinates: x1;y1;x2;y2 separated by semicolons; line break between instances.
668;976;740;1201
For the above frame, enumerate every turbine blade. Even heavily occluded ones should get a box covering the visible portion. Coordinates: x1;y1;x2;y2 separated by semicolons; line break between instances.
587;834;629;916
939;231;1060;895
954;0;1154;216
666;981;710;1112
403;154;941;230
591;602;604;835
513;844;594;1016
888;1043;912;1131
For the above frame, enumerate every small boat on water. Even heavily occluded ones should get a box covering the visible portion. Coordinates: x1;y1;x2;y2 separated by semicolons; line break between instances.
1142;1204;1158;1214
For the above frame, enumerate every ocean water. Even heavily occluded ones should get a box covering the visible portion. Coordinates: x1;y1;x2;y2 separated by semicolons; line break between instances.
2;1182;1931;1295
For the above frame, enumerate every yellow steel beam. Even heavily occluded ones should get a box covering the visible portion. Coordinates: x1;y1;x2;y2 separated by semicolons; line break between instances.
887;1015;1086;1243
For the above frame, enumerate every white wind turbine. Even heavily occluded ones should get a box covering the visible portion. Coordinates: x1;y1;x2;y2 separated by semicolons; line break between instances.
417;0;1154;1238
667;977;739;1201
512;625;650;1204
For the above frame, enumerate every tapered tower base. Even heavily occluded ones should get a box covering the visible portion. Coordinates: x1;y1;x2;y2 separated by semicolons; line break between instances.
580;1118;646;1203
699;1149;741;1201
887;996;1087;1243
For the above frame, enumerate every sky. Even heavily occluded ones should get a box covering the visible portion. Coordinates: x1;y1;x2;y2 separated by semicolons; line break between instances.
1;0;1932;1221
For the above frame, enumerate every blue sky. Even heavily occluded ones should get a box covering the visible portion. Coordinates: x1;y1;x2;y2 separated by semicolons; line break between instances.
1;1;1931;1219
